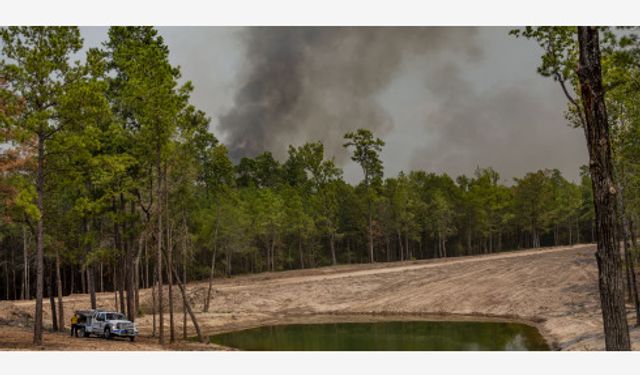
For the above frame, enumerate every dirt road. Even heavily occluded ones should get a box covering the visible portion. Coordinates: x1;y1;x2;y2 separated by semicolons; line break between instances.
1;243;639;350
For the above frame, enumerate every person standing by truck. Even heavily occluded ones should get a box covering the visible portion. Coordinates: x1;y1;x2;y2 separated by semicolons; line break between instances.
70;313;79;337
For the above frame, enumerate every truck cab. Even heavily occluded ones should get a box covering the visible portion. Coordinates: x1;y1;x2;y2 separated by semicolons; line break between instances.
79;310;138;341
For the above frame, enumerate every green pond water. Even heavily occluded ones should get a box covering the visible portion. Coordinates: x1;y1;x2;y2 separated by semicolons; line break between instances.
208;320;550;351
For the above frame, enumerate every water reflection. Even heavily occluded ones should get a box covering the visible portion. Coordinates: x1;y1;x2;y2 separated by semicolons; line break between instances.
208;320;550;351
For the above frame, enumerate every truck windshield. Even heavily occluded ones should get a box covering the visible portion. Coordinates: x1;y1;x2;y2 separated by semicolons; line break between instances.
105;313;126;320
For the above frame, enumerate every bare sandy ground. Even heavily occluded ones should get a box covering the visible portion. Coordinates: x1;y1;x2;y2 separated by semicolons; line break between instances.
1;243;639;350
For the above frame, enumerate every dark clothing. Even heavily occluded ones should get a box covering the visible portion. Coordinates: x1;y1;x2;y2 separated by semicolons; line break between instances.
70;324;78;337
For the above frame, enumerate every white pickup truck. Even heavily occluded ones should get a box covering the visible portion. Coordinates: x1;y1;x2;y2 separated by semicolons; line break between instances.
77;310;138;341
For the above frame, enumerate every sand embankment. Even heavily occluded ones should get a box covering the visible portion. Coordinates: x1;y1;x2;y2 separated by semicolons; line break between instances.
1;243;639;350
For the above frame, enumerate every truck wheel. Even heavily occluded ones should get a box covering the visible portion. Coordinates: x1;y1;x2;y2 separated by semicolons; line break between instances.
104;327;112;340
129;336;135;342
78;327;85;337
83;328;90;338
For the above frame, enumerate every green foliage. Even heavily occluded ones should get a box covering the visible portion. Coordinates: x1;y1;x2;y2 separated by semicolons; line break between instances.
343;128;385;187
510;27;578;81
1;27;616;303
513;26;640;245
11;175;40;221
0;27;83;139
236;152;283;188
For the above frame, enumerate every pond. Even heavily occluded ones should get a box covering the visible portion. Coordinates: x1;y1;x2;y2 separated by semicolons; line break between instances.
208;320;550;351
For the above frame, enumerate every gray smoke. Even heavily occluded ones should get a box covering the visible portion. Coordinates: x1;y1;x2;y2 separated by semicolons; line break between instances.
220;27;481;161
408;55;586;183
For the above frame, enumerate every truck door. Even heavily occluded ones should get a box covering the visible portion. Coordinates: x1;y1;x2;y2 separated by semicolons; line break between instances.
96;313;105;332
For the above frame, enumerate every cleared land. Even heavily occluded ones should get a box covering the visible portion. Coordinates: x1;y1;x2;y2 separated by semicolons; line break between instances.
1;243;639;350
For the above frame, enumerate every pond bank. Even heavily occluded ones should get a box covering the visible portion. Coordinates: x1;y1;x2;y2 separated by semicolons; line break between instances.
201;312;555;350
178;243;639;350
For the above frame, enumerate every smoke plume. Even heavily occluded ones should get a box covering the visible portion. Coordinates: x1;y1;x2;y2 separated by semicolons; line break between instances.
220;27;481;161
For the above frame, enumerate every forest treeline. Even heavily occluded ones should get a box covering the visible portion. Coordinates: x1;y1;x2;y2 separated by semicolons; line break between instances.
1;27;639;347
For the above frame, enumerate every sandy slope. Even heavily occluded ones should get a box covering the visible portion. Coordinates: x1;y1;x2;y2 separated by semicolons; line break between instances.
1;243;639;350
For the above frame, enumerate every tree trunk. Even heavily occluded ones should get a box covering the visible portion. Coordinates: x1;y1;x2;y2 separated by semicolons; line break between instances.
630;218;638;248
152;266;157;337
467;229;472;255
33;134;45;345
368;199;374;263
156;145;164;345
135;236;143;318
617;183;640;326
11;248;17;299
144;240;149;290
203;246;218;312
204;200;220;312
4;262;9;300
48;263;58;332
397;230;404;261
113;199;125;313
86;266;96;310
166;203;175;343
134;257;140;316
265;240;269;273
577;217;581;244
22;225;29;300
298;232;304;269
80;266;86;295
271;236;276;272
569;222;573;246
385;233;390;262
84;219;96;310
442;235;447;258
489;231;493;253
55;251;64;332
113;266;118;310
405;231;410;259
330;232;337;266
167;256;204;343
625;248;632;303
577;26;631;350
118;266;125;314
125;198;135;322
163;165;175;342
182;229;188;340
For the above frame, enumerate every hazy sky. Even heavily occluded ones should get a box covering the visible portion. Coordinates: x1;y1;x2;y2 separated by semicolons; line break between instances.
79;27;587;184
